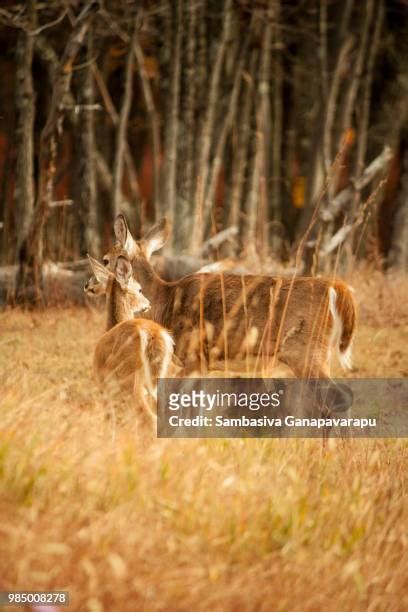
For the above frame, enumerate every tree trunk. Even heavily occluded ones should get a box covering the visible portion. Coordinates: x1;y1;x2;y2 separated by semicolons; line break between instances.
339;0;374;144
271;0;283;253
229;49;257;244
161;0;182;249
13;0;36;257
389;147;408;272
246;109;262;250
204;16;253;234
352;0;384;206
73;27;99;256
190;0;233;253
176;0;197;249
133;39;160;220
111;21;137;220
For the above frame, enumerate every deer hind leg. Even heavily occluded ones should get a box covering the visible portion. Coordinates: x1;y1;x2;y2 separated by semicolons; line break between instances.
177;328;209;376
134;385;157;432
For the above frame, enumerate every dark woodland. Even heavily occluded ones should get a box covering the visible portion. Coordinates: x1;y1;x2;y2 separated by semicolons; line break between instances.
0;0;407;303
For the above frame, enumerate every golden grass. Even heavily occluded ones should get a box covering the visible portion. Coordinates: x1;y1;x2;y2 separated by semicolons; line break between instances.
0;283;407;611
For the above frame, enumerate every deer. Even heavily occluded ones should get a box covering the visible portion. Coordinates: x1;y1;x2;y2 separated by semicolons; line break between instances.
102;215;356;392
84;252;177;427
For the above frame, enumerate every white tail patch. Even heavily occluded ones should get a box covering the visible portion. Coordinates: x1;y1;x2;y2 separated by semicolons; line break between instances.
158;329;175;380
329;287;353;370
339;343;353;371
138;327;153;394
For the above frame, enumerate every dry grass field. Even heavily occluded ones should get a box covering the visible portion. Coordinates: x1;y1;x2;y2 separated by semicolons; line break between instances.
0;271;407;612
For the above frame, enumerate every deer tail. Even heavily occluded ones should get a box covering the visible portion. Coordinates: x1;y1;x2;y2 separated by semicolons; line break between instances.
329;281;357;370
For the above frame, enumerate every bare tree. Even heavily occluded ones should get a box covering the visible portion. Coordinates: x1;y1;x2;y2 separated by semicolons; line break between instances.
271;0;283;253
17;0;99;303
13;0;36;254
111;21;137;220
73;27;100;256
162;0;182;247
229;49;257;243
204;15;254;234
133;37;160;218
191;0;233;253
176;0;198;249
389;146;408;272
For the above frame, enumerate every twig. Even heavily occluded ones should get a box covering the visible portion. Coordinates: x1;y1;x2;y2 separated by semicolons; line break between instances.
32;9;68;35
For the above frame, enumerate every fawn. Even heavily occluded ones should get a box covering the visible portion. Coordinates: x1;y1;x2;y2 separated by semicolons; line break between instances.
85;253;176;425
102;215;356;387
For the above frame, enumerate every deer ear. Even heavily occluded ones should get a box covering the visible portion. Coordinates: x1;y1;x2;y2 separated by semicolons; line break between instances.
87;254;111;287
143;218;170;259
114;255;132;288
84;276;106;296
114;214;138;257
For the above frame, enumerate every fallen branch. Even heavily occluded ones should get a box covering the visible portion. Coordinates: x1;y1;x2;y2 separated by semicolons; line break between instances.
321;177;387;256
321;145;392;222
320;224;353;255
200;226;238;257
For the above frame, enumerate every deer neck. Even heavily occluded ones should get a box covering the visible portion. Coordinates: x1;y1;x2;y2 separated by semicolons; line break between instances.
134;257;169;317
105;279;133;330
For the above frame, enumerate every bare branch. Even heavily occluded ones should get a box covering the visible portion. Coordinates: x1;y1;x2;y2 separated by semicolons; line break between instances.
201;226;238;257
32;9;68;35
320;146;393;222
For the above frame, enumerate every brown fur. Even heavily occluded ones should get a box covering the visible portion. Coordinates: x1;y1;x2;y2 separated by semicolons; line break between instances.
94;319;176;396
106;217;357;379
332;280;357;353
86;254;177;424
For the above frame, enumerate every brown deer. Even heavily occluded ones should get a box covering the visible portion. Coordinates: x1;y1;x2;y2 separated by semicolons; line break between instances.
85;253;177;425
103;215;356;383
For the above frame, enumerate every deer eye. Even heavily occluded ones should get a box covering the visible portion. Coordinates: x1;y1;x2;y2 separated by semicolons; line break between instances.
102;257;109;266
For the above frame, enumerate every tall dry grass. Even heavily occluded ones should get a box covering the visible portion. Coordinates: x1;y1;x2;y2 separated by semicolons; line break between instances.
0;270;407;611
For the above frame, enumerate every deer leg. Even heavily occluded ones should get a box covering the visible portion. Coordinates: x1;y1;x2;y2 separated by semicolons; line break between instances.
132;377;157;433
278;352;334;444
